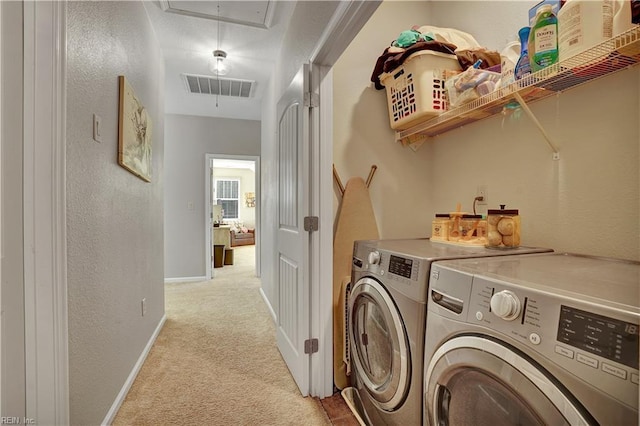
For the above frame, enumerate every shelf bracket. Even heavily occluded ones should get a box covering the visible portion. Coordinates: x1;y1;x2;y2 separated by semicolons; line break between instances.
512;92;560;160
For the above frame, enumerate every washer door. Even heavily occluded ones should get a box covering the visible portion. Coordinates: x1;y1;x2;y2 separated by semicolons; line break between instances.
425;336;593;426
349;276;410;412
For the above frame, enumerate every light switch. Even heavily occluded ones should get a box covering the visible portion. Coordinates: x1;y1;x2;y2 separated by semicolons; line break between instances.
93;114;102;143
187;201;194;211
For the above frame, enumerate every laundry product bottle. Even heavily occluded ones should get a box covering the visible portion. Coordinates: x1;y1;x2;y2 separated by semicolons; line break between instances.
514;27;532;80
529;4;559;72
498;40;521;88
558;0;614;61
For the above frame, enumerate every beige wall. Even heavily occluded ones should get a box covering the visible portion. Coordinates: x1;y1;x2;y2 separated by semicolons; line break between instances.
333;1;435;239
334;1;640;261
214;166;256;229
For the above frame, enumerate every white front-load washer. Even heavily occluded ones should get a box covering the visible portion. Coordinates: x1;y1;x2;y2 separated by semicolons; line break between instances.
424;253;639;425
348;239;552;425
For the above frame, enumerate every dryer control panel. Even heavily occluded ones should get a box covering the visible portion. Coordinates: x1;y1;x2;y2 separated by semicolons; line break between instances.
352;243;431;304
388;254;415;279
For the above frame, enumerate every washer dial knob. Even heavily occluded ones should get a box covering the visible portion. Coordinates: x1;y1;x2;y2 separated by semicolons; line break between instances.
490;290;521;321
368;251;381;266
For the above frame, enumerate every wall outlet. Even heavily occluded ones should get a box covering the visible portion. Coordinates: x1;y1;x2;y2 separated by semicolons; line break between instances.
141;298;147;317
476;185;488;205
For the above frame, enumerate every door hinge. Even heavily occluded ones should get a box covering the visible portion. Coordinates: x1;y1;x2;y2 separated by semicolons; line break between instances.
304;338;319;354
303;216;319;232
304;92;319;108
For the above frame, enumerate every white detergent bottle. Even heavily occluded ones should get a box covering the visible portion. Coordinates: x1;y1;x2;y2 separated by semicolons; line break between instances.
613;0;637;35
558;0;614;62
498;40;521;88
614;0;640;56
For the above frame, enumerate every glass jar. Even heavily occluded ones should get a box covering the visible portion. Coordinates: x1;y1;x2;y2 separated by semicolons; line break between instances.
431;214;450;241
487;208;521;248
448;212;465;241
460;214;482;240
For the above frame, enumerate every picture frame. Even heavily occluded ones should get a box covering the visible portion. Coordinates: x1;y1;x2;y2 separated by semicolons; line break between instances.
245;192;256;208
118;75;152;182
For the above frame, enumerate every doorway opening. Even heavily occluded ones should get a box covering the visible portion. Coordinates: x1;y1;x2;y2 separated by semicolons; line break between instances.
205;154;260;280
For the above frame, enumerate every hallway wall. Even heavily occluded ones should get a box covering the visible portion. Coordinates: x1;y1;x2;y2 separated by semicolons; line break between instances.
66;2;165;424
164;114;260;279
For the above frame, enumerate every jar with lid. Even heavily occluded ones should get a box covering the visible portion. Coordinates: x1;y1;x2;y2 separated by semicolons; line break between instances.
487;207;521;248
448;212;465;241
460;214;484;240
431;214;450;241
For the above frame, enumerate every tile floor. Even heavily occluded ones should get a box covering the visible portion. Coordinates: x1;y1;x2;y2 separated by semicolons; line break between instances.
320;392;360;425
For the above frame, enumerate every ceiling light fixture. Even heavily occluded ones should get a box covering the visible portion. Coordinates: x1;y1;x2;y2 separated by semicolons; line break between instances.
210;49;230;76
212;2;231;108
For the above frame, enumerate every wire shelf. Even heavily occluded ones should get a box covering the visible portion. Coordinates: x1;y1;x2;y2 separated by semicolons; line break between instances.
397;26;640;144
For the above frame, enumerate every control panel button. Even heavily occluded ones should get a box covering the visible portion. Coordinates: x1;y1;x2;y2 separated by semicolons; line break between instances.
368;251;381;266
576;353;599;369
529;333;541;345
602;363;628;380
490;290;521;321
632;374;639;385
475;311;483;321
555;345;575;359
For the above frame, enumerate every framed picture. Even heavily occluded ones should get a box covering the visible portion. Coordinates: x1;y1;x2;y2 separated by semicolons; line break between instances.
118;75;152;182
245;192;256;208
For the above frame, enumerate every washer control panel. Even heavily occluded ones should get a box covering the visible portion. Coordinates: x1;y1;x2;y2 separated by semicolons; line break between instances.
465;276;639;409
557;305;638;371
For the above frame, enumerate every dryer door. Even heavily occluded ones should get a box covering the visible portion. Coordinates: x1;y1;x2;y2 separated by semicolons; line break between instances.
425;336;593;426
349;277;410;411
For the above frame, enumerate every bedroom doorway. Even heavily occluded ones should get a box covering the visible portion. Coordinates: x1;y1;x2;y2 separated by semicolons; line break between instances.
205;154;260;279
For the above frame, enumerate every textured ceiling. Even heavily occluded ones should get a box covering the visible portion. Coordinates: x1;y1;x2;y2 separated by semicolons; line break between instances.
144;1;296;121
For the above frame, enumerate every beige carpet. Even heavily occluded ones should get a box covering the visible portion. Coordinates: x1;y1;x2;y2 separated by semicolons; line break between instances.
113;246;331;425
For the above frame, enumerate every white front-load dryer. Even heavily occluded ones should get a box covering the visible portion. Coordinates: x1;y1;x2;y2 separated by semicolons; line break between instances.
348;239;552;425
424;253;639;425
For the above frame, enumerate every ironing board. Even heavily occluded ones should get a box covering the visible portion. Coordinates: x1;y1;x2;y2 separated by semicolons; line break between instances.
333;176;379;390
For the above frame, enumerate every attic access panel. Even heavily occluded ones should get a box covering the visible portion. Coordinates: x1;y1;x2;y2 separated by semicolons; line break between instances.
183;74;255;98
159;1;274;29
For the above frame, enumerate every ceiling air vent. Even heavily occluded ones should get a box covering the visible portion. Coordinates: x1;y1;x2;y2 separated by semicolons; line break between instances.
183;74;254;98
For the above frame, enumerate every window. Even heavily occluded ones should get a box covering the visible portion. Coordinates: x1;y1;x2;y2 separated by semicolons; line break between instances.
215;179;240;220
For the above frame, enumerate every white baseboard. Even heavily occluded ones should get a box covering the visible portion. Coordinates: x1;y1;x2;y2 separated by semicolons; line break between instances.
164;276;207;283
259;288;277;323
101;314;167;425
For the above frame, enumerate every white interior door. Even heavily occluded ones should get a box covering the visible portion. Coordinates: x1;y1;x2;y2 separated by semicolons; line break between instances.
276;65;311;396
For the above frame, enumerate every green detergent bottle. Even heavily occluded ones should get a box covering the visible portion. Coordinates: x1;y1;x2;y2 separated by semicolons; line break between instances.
529;4;559;72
